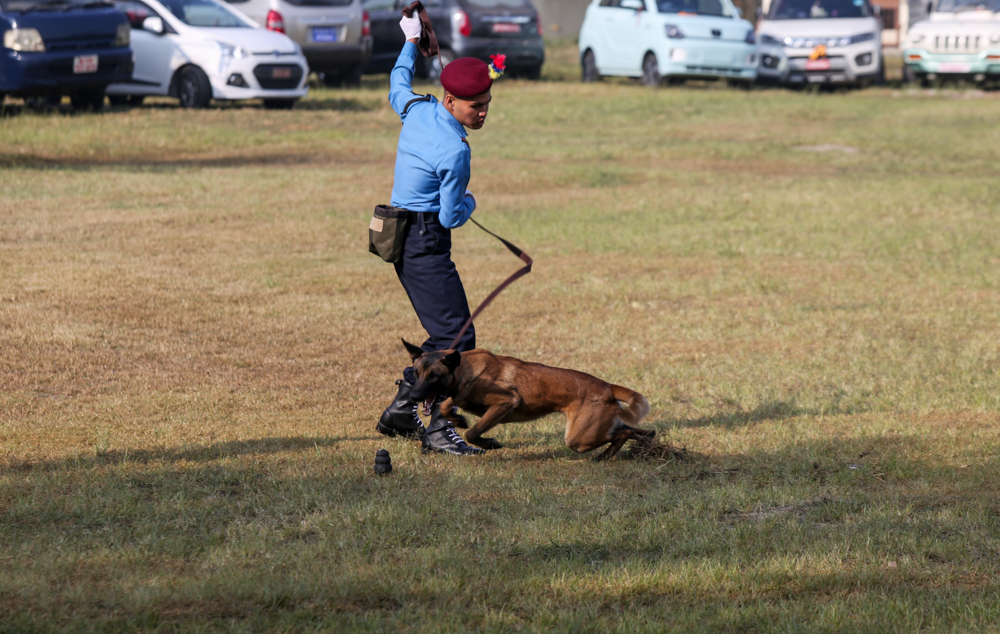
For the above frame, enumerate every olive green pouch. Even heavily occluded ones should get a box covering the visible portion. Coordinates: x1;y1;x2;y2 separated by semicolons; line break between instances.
368;205;409;263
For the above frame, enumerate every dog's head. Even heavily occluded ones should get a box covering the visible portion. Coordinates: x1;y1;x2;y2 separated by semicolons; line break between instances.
403;339;461;402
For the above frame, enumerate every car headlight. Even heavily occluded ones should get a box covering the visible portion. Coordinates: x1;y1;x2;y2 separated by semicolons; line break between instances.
3;28;46;52
218;41;249;59
745;29;756;44
850;32;876;44
115;22;131;47
664;24;685;39
760;33;781;45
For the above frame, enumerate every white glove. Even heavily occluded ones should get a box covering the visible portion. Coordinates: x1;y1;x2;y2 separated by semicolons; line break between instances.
465;189;476;210
399;13;422;40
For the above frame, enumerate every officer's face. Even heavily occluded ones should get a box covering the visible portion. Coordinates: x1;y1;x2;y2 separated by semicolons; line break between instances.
444;91;492;130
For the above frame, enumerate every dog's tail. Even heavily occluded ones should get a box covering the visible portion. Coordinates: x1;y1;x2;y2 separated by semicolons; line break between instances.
612;385;650;426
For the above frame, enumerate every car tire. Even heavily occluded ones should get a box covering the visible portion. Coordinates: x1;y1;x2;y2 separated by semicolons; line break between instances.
427;48;454;84
520;64;542;81
178;66;212;109
641;52;661;87
130;95;145;107
108;94;129;106
902;64;916;84
263;98;298;110
874;57;886;86
70;88;105;111
581;49;600;83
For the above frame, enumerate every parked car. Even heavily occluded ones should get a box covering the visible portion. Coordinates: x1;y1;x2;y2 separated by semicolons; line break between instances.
106;0;308;108
1;0;133;109
902;0;1000;85
578;0;757;86
223;0;371;85
364;0;544;79
755;0;884;85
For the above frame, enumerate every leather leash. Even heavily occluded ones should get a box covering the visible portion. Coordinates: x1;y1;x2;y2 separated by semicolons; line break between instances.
448;218;532;350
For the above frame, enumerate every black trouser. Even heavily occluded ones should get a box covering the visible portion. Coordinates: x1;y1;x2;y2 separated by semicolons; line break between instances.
394;212;475;383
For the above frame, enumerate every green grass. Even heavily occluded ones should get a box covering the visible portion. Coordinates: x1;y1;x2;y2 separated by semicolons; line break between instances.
3;39;1000;632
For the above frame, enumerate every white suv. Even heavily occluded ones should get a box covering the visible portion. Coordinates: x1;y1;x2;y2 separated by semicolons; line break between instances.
756;0;884;85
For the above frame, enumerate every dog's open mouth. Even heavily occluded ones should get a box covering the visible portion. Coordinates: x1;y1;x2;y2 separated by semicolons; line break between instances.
422;398;434;417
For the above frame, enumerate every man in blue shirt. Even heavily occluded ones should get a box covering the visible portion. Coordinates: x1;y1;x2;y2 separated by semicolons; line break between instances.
376;13;499;456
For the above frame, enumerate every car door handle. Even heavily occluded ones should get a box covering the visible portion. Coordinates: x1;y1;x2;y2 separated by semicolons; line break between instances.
712;29;722;37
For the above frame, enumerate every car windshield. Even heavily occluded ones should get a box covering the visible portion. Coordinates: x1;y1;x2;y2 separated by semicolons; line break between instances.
464;0;531;8
767;0;872;18
0;0;113;11
657;0;728;16
936;0;1000;11
158;0;252;26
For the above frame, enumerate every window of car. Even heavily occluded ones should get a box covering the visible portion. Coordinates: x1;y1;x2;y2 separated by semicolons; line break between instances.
936;0;1000;11
363;0;394;9
115;0;156;27
657;0;728;15
767;0;872;19
156;0;253;25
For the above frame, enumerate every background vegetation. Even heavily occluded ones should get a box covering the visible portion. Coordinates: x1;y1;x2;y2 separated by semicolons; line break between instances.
2;40;1000;632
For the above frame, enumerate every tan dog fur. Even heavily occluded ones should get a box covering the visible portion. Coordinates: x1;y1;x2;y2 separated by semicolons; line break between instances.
404;341;655;460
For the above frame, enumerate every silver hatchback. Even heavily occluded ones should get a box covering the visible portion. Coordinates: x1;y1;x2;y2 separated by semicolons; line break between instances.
225;0;373;84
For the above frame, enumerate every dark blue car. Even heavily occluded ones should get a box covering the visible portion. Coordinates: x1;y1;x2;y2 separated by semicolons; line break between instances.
1;0;133;109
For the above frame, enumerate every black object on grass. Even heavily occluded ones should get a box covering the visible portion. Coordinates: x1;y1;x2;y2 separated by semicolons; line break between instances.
374;449;392;476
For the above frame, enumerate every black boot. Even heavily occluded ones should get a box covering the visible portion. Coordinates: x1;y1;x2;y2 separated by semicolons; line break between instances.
421;397;484;456
376;380;425;440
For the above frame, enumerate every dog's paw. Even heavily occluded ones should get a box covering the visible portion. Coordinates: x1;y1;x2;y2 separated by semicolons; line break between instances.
471;437;503;450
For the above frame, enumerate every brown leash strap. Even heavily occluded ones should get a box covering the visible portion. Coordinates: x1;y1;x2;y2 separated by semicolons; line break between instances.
402;1;439;58
448;218;532;350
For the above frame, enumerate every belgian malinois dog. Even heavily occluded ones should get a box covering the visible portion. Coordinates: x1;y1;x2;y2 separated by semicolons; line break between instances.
402;340;655;460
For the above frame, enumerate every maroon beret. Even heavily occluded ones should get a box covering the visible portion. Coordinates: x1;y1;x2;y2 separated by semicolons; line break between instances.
440;57;492;99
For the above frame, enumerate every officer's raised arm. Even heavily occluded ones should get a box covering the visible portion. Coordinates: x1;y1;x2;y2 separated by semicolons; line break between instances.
389;14;422;117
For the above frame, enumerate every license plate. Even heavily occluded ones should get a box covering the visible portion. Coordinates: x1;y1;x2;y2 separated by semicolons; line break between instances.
311;27;338;43
73;55;98;74
272;67;292;79
491;23;520;34
805;58;831;71
938;62;971;73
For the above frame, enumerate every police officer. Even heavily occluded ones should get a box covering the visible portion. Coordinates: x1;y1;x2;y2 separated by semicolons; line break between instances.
376;11;498;456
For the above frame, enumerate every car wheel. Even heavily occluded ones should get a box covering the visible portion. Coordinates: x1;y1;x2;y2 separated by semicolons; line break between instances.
70;88;105;111
581;49;600;83
641;52;661;87
108;94;130;106
178;66;212;109
129;95;145;107
874;57;886;86
902;64;916;84
521;64;542;81
263;98;298;110
427;48;454;84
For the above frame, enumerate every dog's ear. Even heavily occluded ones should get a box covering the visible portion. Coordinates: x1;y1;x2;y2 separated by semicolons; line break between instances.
442;350;462;372
402;339;425;361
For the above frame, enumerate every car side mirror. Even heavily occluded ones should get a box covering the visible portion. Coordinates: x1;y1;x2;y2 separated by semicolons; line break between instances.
872;4;881;15
620;0;644;10
142;16;165;34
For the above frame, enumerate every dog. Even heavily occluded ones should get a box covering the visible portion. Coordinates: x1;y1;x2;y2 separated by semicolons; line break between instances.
402;340;655;461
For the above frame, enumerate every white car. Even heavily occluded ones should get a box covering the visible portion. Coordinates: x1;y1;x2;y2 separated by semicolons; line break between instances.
107;0;309;108
756;0;884;85
902;0;1000;85
578;0;758;86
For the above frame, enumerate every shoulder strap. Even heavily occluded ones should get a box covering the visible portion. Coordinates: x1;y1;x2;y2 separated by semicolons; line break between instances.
402;93;433;117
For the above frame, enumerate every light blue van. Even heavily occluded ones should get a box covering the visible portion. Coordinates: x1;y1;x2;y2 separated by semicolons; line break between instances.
578;0;757;85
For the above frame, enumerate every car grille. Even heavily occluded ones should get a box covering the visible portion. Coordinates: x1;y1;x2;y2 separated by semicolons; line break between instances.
253;64;303;90
930;34;986;54
47;38;117;52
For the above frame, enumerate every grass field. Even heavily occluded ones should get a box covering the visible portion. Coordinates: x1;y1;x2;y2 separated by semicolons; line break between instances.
3;40;1000;632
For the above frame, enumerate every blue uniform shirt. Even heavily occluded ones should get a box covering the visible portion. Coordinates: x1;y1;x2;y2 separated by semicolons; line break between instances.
389;42;475;229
